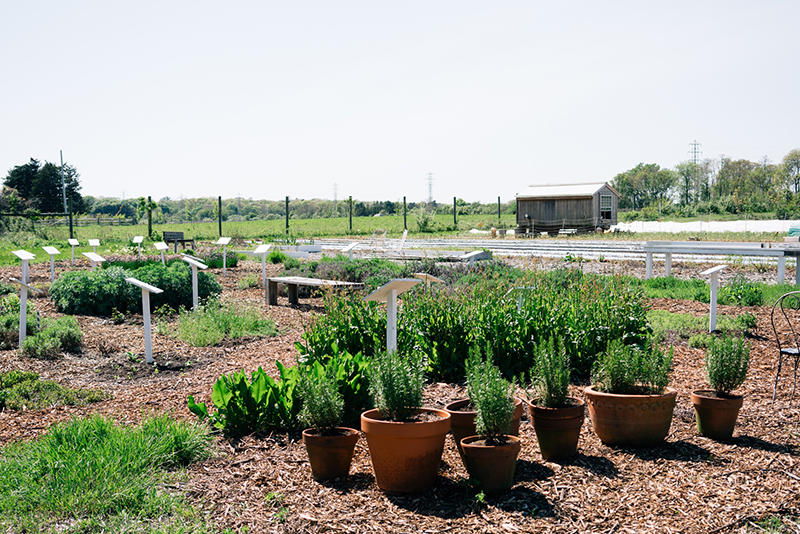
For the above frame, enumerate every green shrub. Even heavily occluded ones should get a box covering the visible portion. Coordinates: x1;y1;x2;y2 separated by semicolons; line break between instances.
592;339;672;395
236;273;259;289
188;363;301;435
0;370;107;410
466;346;515;444
200;250;239;269
298;363;345;432
529;337;571;408
719;274;763;306
173;300;277;346
367;351;424;422
132;262;222;313
705;335;749;395
688;333;714;349
268;249;289;264
20;316;82;359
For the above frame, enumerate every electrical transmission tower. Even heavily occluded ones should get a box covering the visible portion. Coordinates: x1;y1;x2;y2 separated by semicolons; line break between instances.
689;140;702;166
688;140;704;201
426;172;435;205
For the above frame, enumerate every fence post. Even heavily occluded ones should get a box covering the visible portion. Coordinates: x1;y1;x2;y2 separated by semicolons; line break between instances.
68;197;74;239
453;197;457;226
285;196;289;235
349;196;353;231
403;196;407;230
147;196;153;238
498;196;501;221
218;196;222;237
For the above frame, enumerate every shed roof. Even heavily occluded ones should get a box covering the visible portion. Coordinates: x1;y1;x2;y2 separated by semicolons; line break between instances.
516;182;619;199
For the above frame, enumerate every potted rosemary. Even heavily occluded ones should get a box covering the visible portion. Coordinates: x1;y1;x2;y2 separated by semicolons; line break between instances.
691;334;749;440
459;349;521;494
360;351;450;493
526;337;584;461
585;339;676;447
299;363;360;482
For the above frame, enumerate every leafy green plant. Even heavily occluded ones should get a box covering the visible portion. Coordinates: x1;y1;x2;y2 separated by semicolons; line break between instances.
465;346;515;444
188;363;301;435
592;339;673;395
173;300;277;346
367;351;424;422
20;316;82;359
298;363;345;433
719;274;763;306
705;335;749;396
236;273;259;289
688;333;714;349
529;337;571;408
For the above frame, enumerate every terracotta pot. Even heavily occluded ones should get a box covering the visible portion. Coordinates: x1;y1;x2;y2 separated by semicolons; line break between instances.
360;408;451;493
460;435;521;494
528;397;585;461
691;390;744;441
302;427;360;482
585;386;677;447
444;397;523;465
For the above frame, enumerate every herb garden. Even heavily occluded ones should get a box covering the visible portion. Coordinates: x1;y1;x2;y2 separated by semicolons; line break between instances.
0;241;798;533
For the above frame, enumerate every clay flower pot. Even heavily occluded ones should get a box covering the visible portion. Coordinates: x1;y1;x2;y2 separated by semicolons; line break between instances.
444;397;523;465
460;435;521;494
691;390;744;441
302;427;360;482
585;386;677;447
528;397;585;461
360;408;451;493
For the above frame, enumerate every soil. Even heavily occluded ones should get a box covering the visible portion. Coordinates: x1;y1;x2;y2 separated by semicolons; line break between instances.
2;252;800;533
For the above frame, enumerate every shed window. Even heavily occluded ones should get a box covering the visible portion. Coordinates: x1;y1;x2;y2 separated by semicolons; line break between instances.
600;195;612;219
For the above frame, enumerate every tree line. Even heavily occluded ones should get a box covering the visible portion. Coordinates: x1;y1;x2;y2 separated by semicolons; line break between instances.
612;148;800;218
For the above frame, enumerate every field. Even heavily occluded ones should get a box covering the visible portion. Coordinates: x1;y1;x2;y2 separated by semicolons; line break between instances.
1;241;800;533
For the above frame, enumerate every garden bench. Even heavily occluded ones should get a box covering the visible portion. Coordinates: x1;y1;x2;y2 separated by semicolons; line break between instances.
558;228;578;236
266;276;364;306
163;231;195;253
643;241;800;285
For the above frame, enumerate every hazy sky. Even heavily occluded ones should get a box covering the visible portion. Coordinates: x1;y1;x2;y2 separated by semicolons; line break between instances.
2;1;798;204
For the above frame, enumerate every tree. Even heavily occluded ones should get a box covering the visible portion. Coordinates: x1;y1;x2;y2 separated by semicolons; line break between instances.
781;149;800;194
3;158;84;213
4;159;40;202
612;163;676;209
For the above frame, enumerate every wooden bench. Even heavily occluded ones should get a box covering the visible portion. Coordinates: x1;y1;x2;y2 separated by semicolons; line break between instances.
163;231;195;253
558;228;578;236
266;276;365;306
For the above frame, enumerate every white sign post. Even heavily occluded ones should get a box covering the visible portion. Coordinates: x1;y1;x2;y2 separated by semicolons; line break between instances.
125;277;164;364
88;239;100;254
68;239;79;265
413;272;445;289
12;250;35;284
9;277;43;347
154;242;168;265
182;256;208;310
42;246;60;283
133;236;144;260
365;279;421;353
82;252;106;271
217;237;232;276
342;242;359;261
253;244;272;301
702;265;728;333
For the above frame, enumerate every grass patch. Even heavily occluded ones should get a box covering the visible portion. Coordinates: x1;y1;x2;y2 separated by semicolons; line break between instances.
648;310;758;344
0;413;213;532
173;300;278;346
0;370;108;411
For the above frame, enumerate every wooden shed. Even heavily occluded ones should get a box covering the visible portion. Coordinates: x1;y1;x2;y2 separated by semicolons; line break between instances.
515;182;620;234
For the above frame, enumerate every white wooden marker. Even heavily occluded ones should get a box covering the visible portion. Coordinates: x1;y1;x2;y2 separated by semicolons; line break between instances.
125;277;163;364
182;255;208;310
82;252;106;271
89;239;100;253
217;237;231;276
342;242;359;261
42;246;60;283
413;272;445;289
701;265;728;333
12;250;35;284
154;242;168;265
506;286;535;312
365;278;421;353
132;236;144;260
253;244;272;301
9;277;43;347
68;238;79;265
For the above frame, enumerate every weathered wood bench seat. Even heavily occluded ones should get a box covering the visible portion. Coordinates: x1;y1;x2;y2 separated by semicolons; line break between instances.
163;231;195;253
558;228;578;235
266;276;365;306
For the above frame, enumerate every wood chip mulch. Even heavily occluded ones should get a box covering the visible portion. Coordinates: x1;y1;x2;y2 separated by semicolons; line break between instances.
2;254;800;533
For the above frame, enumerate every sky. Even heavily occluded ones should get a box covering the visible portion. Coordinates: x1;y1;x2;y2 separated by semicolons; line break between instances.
2;1;799;204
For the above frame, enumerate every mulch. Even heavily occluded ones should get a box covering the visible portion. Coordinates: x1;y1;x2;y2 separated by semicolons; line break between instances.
1;252;800;533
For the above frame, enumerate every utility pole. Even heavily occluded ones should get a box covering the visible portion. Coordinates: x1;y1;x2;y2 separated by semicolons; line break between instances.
426;172;434;206
333;183;338;217
689;140;703;200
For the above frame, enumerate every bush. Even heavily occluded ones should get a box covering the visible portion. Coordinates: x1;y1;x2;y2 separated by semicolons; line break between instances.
173;300;277;346
719;274;763;307
20;316;82;359
368;351;424;422
529;337;571;408
298;363;345;432
705;335;749;395
466;346;515;444
0;370;107;410
592;339;672;395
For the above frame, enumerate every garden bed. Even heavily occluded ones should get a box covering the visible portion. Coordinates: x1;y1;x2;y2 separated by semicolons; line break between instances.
0;256;799;533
